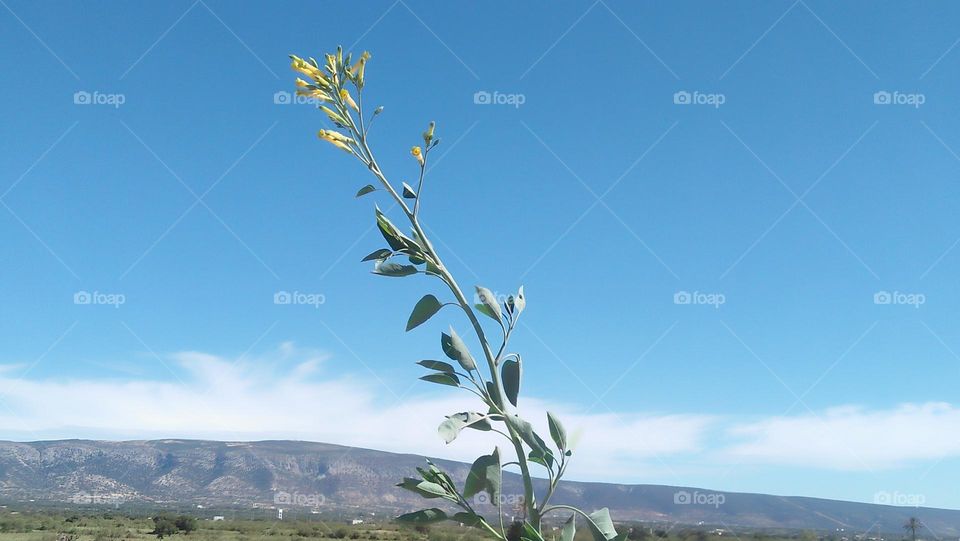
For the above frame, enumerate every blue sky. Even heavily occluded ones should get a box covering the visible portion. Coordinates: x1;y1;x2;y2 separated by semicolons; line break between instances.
1;0;960;511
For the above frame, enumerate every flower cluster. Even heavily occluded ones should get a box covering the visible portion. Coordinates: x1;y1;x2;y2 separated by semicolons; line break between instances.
289;47;371;156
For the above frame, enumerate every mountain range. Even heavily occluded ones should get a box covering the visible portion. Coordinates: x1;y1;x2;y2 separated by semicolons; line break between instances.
0;439;954;536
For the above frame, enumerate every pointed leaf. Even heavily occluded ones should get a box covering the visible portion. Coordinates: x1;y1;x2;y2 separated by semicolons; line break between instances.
547;411;567;452
501;358;521;407
462;448;501;504
396;478;448;499
438;412;489;444
586;508;618;541
452;512;491;529
475;286;502;322
407;295;443;331
396;509;448;524
561;515;576;541
402;182;418;199
362;248;392;262
373;261;417;277
356;185;376;198
515;286;526;314
420;373;460;387
441;327;476;371
417;360;455;373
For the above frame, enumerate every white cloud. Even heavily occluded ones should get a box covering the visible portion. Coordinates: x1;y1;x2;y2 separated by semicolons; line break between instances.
1;345;957;478
0;344;709;481
726;402;960;470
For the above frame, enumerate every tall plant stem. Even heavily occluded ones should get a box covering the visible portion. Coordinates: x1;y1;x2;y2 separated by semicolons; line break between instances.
358;137;540;528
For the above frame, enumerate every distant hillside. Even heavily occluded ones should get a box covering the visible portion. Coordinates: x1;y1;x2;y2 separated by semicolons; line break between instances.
0;439;954;536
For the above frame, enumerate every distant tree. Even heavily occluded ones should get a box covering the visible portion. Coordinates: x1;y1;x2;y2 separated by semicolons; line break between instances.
151;516;178;539
174;516;197;534
628;527;650;541
904;518;920;541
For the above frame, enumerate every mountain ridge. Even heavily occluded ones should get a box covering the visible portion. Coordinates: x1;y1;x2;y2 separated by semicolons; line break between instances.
0;439;953;536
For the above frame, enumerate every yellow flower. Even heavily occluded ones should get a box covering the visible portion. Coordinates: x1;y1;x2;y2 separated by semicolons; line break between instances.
411;146;424;166
318;130;355;153
340;88;359;112
321;106;349;127
296;89;332;102
290;55;322;79
350;51;371;88
295;78;309;88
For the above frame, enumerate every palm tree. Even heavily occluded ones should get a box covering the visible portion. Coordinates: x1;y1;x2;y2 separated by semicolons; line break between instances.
904;517;920;541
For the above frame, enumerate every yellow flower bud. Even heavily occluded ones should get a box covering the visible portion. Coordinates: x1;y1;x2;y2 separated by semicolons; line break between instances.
422;121;435;145
340;88;359;112
411;146;424;166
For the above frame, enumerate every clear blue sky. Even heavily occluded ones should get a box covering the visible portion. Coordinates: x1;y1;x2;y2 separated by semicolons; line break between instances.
1;0;960;510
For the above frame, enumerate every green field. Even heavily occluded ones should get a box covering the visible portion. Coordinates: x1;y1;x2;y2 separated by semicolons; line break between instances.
0;508;833;541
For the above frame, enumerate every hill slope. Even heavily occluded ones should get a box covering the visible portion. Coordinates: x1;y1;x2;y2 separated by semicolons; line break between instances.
0;439;953;535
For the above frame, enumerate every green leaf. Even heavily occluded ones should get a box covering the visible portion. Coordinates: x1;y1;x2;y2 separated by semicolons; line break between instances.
356;185;376;198
506;415;553;467
407;295;443;331
361;248;392;262
586;508;618;541
417;360;455;373
452;512;490;529
515;285;526;313
420;373;460;387
475;286;502;322
376;206;417;252
373;261;417;277
396;509;448;524
438;412;491;444
402;182;418;199
462;448;501;505
396;478;449;499
522;522;545;541
501;358;521;407
441;327;477;371
547;411;567;452
561;515;576;541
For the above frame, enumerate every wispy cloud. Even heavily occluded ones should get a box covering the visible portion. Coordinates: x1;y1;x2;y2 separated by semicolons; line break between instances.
0;345;955;479
726;402;960;470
